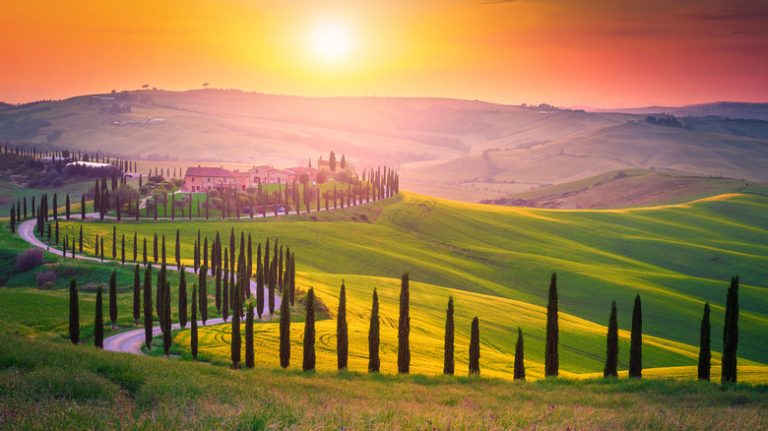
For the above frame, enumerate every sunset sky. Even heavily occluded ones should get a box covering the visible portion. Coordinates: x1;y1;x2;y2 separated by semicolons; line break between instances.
2;0;767;107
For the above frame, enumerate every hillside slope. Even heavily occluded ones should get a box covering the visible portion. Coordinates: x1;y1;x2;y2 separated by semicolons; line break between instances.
59;191;768;378
484;170;768;209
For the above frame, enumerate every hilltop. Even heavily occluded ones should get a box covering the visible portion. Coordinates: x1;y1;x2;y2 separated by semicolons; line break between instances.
4;90;768;202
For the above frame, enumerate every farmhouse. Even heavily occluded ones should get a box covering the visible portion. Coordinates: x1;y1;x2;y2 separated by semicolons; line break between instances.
182;164;298;192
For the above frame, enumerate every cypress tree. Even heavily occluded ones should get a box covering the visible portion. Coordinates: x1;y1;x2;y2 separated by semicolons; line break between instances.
231;280;241;369
629;294;643;378
79;225;83;253
223;265;230;321
9;204;15;233
397;273;410;374
368;289;380;373
69;279;79;345
112;226;116;259
161;234;166;265
245;299;254;368
121;234;125;264
256;244;264;318
604;301;619;378
162;280;172;356
65;194;70;219
153;233;158;263
443;296;455;375
109;270;118;330
215;263;222;313
468;317;480;376
303;288;316;372
337;280;348;370
191;284;198;360
133;232;137;262
279;285;290;368
545;273;559;377
722;276;740;384
179;268;188;328
94;286;104;349
143;237;148;265
514;328;525;381
175;229;181;270
133;264;140;324
81;194;86;219
698;302;711;381
143;264;153;349
199;265;208;324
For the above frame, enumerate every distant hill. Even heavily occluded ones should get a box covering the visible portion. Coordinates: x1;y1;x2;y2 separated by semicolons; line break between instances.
2;90;768;202
601;102;768;121
482;169;768;209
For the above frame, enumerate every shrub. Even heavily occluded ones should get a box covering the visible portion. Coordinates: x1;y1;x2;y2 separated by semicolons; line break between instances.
16;248;44;272
36;269;57;288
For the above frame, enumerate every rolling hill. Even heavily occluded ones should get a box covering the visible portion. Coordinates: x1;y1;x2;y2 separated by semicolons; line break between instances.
483;169;768;209
56;191;768;380
3;91;768;203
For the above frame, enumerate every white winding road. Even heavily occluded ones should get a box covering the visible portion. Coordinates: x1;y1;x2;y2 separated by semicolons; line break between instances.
17;214;280;355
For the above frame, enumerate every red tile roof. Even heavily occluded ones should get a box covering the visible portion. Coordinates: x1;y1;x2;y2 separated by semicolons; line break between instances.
185;166;234;177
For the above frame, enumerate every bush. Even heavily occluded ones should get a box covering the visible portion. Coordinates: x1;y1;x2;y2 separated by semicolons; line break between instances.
16;248;44;272
36;269;57;288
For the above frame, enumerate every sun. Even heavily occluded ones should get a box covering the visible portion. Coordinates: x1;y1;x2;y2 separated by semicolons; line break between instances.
307;18;354;64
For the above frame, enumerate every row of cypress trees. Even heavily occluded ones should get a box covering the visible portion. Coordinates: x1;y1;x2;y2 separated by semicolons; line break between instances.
66;262;741;382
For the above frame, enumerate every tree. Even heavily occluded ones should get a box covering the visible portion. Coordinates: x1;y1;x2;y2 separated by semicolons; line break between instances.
545;273;559;377
178;268;188;329
94;286;104;349
337;280;348;370
133;265;141;324
175;229;181;270
329;151;336;172
245;299;254;368
514;328;526;381
279;285;291;368
397;273;410;374
443;296;455;375
162;280;172;356
9;204;14;233
604;301;619;378
121;234;125;264
468;317;480;375
65;193;71;219
191;284;199;360
81;194;86;219
143;265;153;349
340;154;346;169
153;233;158;263
303;288;316;372
698;302;711;381
69;279;79;345
231;278;241;369
722;276;740;384
109;270;118;330
629;294;643;378
256;244;264;317
199;265;208;324
368;289;380;373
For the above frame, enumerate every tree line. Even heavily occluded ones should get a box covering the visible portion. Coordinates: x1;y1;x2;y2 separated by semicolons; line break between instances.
68;266;742;383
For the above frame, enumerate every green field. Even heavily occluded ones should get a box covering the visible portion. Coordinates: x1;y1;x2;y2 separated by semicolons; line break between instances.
52;191;768;380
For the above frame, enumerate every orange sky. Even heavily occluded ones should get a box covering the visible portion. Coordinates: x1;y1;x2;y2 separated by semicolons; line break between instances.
2;0;767;107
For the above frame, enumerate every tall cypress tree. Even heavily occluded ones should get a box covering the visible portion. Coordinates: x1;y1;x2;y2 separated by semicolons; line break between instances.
604;300;619;378
368;289;380;373
112;226;117;259
337;280;348;370
397;273;410;374
443;296;455;375
279;285;291;368
514;328;525;381
69;279;79;345
133;232;137;262
191;284;198;360
65;193;70;219
143;264;153;349
468;317;480;375
175;229;181;270
722;276;740;384
178;268;188;329
629;294;643;378
162;280;172;356
231;279;241;369
94;286;104;349
133;264;141;324
256;244;264;318
153;233;158;263
698;302;711;381
109;270;118;330
245;299;254;369
81;194;86;220
303;288;316;372
545;273;559;377
199;265;208;324
121;234;125;264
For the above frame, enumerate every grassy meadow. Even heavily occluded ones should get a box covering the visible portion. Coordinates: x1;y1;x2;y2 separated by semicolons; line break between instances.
50;191;768;380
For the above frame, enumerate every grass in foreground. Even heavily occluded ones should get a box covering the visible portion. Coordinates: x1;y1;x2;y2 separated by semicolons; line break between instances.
1;331;766;430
